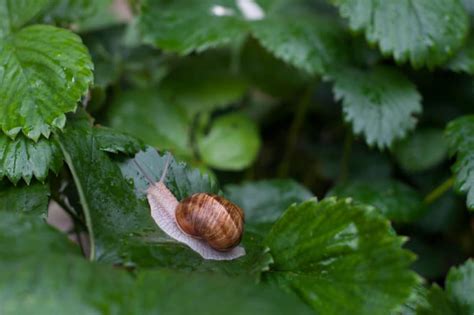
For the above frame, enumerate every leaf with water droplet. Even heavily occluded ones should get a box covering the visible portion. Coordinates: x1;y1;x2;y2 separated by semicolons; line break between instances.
0;133;63;185
0;25;93;140
264;198;419;314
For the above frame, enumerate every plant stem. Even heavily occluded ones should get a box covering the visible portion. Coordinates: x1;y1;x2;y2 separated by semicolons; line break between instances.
277;86;313;177
338;130;353;183
424;177;455;205
56;137;96;261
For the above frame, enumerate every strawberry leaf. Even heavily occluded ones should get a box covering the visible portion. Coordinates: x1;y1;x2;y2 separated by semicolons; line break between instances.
332;66;422;149
329;0;469;68
445;115;474;210
0;25;93;139
264;198;419;314
0;133;62;184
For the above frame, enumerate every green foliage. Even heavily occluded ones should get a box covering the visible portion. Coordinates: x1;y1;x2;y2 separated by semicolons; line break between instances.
241;39;310;98
225;179;313;233
393;129;448;173
197;113;261;170
0;181;49;214
419;260;474;314
56;115;154;262
107;89;192;158
251;15;349;75
329;0;469;68
333;66;422;149
446;259;474;314
0;212;313;315
139;0;250;54
93;126;144;155
0;134;62;184
448;34;474;74
160;52;248;116
445;115;474;210
265;198;419;315
139;0;347;75
42;0;120;31
0;23;93;139
0;0;51;35
1;0;474;313
329;180;426;222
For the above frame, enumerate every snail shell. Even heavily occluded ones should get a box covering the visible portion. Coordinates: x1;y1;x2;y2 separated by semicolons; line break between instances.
176;193;244;251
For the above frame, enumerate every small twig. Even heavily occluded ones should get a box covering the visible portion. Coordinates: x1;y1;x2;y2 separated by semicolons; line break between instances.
424;177;455;205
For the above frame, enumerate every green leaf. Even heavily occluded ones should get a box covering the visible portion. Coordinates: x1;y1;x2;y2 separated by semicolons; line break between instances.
56;116;154;262
418;260;474;315
127;269;313;315
264;198;419;315
251;14;349;75
446;259;474;314
393;129;448;173
0;181;50;214
93;126;144;155
107;89;192;158
445;115;474;210
396;283;429;315
332;66;422;149
138;0;251;54
329;0;469;68
197;113;261;170
0;133;63;184
0;0;51;35
418;285;459;315
241;38;310;98
138;0;347;76
42;0;121;32
0;25;94;139
224;179;313;234
160;52;248;117
448;33;474;74
0;211;312;315
328;180;426;222
120;147;220;201
462;0;474;17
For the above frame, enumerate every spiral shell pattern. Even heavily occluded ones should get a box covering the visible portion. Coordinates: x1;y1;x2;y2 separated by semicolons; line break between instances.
175;193;244;251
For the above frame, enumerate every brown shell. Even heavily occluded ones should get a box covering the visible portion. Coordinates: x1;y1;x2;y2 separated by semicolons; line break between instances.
175;193;244;251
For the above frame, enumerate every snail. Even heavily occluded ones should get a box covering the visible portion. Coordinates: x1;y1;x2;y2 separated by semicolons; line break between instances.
134;153;246;260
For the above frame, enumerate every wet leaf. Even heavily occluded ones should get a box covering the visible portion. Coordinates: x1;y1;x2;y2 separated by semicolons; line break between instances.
264;198;419;315
0;134;63;184
0;25;93;139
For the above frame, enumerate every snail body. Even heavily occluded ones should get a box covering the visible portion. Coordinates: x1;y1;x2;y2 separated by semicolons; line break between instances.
176;193;244;251
137;153;246;260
